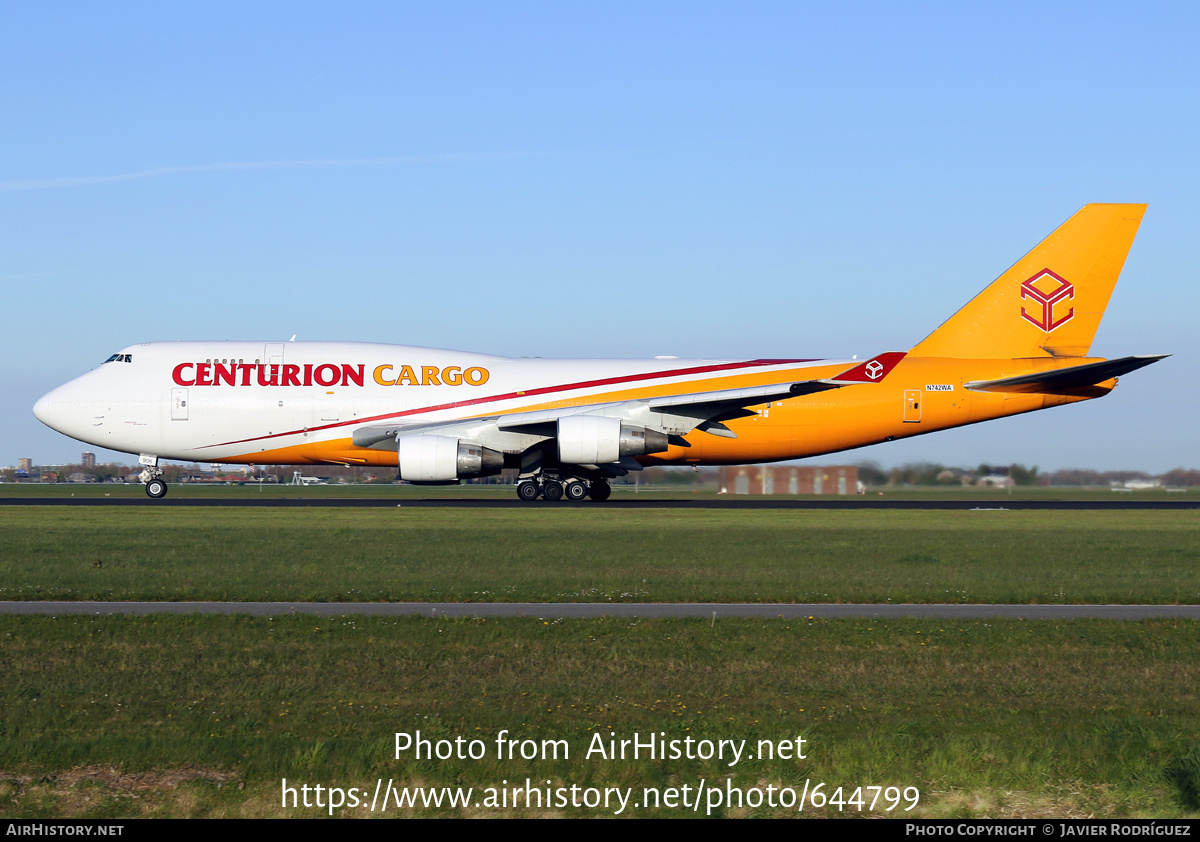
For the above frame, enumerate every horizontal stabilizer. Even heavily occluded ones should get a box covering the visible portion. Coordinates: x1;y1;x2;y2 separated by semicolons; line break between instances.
966;355;1167;394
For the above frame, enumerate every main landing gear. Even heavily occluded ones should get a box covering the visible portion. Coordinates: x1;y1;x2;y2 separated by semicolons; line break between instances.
515;476;611;503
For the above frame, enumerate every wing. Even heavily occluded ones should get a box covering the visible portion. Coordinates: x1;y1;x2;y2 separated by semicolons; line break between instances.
351;353;905;480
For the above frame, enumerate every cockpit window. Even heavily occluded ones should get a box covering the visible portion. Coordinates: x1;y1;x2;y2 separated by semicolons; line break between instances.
103;353;133;363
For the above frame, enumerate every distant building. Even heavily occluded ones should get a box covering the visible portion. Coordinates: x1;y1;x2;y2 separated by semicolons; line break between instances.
977;474;1015;489
719;465;858;495
18;458;32;472
1122;479;1162;489
82;452;96;468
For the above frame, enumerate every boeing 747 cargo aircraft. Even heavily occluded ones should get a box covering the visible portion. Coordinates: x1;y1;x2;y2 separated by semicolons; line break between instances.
34;204;1165;501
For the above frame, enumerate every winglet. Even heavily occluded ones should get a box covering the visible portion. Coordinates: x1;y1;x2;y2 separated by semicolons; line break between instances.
825;352;907;384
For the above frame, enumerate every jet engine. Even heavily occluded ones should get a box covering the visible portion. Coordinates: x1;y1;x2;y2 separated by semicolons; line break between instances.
556;416;669;464
397;435;504;482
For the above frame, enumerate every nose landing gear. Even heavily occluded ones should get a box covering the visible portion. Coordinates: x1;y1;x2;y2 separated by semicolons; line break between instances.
144;477;168;499
138;454;167;499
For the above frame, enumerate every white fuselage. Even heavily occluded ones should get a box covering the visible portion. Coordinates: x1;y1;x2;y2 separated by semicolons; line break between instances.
33;341;829;465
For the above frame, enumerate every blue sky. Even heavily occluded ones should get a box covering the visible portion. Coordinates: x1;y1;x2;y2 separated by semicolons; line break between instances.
3;1;1196;472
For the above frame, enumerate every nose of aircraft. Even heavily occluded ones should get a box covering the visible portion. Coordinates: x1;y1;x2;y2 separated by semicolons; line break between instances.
33;384;72;435
33;392;52;424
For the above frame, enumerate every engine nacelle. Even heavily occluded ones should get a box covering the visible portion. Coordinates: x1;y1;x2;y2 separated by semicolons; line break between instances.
556;416;669;464
397;435;504;482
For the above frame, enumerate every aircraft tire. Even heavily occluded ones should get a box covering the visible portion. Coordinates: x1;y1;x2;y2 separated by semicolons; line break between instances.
145;479;168;499
589;480;611;502
516;480;540;502
542;480;564;502
564;480;588;501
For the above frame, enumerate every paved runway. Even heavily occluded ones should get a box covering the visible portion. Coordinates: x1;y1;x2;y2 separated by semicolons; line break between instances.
3;601;1198;619
2;497;1197;509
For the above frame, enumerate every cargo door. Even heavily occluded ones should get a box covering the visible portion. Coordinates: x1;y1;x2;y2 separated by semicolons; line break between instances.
903;389;922;423
318;389;340;422
171;388;189;421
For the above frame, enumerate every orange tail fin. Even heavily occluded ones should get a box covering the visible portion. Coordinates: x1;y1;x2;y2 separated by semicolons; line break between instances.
910;204;1146;359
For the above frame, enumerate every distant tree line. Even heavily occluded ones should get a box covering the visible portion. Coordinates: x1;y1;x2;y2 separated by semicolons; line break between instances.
852;461;1200;488
8;460;1198;488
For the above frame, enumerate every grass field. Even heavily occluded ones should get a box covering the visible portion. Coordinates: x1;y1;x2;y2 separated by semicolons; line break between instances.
1;614;1198;818
0;506;1196;604
2;497;1198;818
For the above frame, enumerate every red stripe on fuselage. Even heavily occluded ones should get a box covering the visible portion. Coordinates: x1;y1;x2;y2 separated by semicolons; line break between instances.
195;357;816;450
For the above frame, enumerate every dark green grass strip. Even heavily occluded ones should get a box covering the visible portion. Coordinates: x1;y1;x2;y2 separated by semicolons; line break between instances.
1;508;1197;604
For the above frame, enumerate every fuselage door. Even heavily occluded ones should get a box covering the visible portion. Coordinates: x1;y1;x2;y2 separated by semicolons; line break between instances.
171;388;189;421
903;389;922;423
319;389;340;422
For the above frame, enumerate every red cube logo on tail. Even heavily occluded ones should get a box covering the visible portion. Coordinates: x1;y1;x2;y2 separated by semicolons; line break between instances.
1020;269;1075;332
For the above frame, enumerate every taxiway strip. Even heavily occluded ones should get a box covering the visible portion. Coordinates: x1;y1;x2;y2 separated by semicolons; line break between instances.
1;497;1197;510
